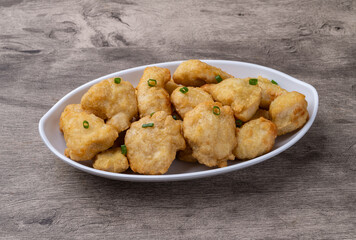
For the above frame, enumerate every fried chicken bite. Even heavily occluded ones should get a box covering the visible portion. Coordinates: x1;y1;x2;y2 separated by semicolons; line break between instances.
233;117;277;160
269;91;309;136
81;77;137;132
137;67;172;118
171;86;213;119
125;111;185;175
93;147;129;173
244;76;288;109
165;79;181;95
183;102;237;167
173;59;234;87
59;104;118;161
201;78;261;122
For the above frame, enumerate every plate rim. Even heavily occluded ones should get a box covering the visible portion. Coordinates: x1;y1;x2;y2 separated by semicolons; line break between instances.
38;59;319;182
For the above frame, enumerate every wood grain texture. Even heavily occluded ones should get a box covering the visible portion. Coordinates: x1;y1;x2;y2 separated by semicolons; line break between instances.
0;0;355;239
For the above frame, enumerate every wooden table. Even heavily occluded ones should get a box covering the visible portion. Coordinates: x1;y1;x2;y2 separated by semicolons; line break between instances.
1;0;355;239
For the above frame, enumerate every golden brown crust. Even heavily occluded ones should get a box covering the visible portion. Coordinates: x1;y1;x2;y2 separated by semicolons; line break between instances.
201;78;261;122
93;147;129;173
171;86;213;119
251;109;271;120
59;104;118;161
234;117;277;160
137;67;172;118
183;101;237;167
164;79;181;95
177;144;197;163
269;91;309;136
125;111;185;175
81;78;138;132
173;60;234;87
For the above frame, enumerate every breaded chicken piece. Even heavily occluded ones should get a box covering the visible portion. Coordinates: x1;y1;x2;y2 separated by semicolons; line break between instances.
269;91;309;136
165;79;181;95
177;144;197;163
171;86;214;119
183;102;237;167
125;111;185;175
173;59;234;87
93;147;129;173
234;117;277;160
137;67;172;118
244;76;288;109
81;77;138;132
59;104;118;161
251;109;270;120
201;78;261;122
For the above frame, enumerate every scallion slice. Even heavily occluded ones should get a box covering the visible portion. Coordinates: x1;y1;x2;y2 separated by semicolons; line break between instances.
235;119;243;128
150;112;155;117
121;145;127;155
83;120;89;129
271;79;278;85
249;78;258;85
147;79;157;87
215;75;223;83
179;87;189;94
213;106;220;115
142;123;154;128
114;77;121;84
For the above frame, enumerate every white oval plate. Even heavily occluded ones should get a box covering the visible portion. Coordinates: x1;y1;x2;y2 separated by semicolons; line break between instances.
39;60;318;182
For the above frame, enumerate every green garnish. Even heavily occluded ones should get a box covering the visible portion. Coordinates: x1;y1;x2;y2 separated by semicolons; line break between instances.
179;87;189;94
147;79;157;87
249;78;258;85
121;145;127;155
215;75;223;83
235;119;243;128
172;115;178;120
114;77;121;84
150;112;155;117
213;106;220;115
142;123;154;128
83;120;89;129
271;79;278;85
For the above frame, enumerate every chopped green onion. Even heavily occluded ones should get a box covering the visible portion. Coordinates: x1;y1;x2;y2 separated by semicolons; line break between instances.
213;106;220;115
179;87;189;94
150;112;155;117
114;77;121;84
121;145;127;155
249;78;258;85
172;115;178;120
142;123;154;128
83;120;89;129
215;75;223;83
235;119;243;128
271;79;278;85
147;79;157;87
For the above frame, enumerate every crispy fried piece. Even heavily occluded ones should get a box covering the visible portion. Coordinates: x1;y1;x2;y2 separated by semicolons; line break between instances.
165;79;181;95
251;109;270;120
59;104;118;161
81;78;138;132
125;111;185;175
171;86;214;119
173;59;234;87
234;117;277;160
137;67;172;118
244;76;288;109
201;78;261;122
93;147;129;173
269;91;309;136
183;102;237;167
177;144;197;163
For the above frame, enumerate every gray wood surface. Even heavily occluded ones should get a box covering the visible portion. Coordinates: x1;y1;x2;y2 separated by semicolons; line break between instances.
1;0;355;239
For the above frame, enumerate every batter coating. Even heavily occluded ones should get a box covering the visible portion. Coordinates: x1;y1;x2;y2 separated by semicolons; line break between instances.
234;117;277;160
177;144;197;163
165;79;181;95
125;111;185;175
173;60;234;87
137;67;172;117
269;91;309;136
171;86;213;119
59;104;118;161
81;77;138;132
201;78;261;122
183;102;237;167
93;147;129;173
